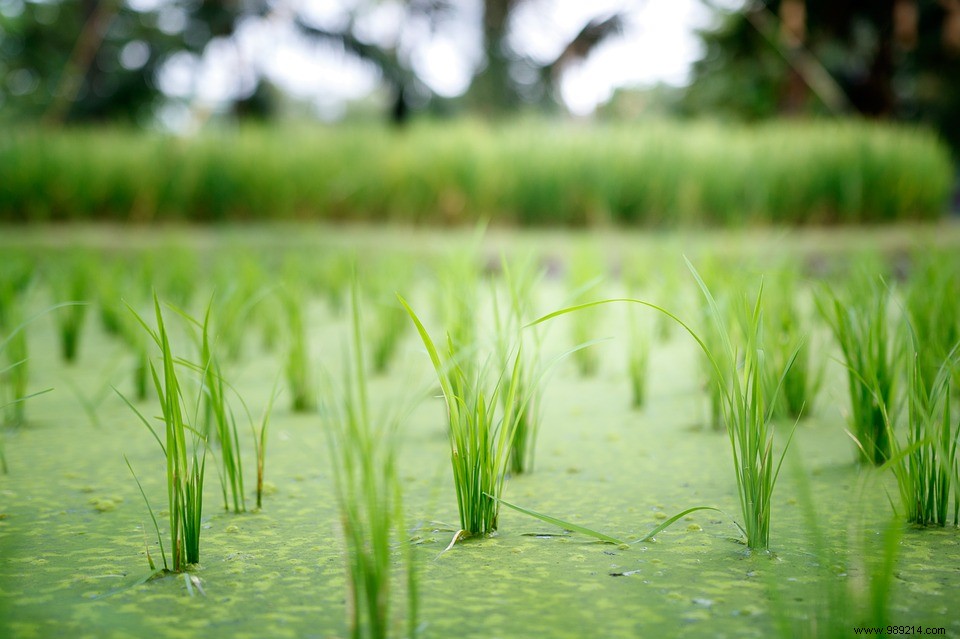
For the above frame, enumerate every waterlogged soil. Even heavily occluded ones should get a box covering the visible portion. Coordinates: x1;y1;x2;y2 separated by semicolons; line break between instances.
3;225;960;638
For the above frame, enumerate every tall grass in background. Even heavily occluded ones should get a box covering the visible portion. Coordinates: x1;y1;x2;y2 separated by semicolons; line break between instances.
818;275;900;465
324;286;418;639
0;120;949;226
120;295;206;572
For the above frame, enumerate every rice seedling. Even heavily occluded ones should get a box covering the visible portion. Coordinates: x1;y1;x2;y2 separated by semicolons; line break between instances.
761;268;821;419
886;329;959;527
625;306;650;410
281;286;316;413
95;259;128;339
566;246;604;377
118;294;206;572
905;251;960;395
197;304;245;513
399;294;525;537
363;258;414;375
2;303;29;427
771;457;902;636
530;259;800;550
324;285;418;638
252;381;278;511
50;257;90;363
493;256;544;474
817;274;900;465
696;284;733;432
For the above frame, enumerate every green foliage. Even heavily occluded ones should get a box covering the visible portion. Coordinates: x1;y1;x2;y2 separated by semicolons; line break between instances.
905;251;960;395
281;286;315;413
325;286;417;638
626;307;650;410
399;294;526;537
566;245;604;378
530;260;799;550
0;121;949;226
120;295;206;572
762;267;821;419
49;255;90;363
888;334;959;527
818;275;900;465
494;257;543;475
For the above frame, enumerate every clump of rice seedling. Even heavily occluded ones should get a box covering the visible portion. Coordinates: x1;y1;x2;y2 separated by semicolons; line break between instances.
762;268;821;419
818;274;900;465
50;256;90;363
566;245;604;377
281;286;316;413
905;251;960;394
1;301;29;427
147;247;199;310
119;294;206;572
771;458;902;636
197;304;245;513
625;306;650;410
363;257;413;375
493;256;545;475
887;331;959;527
531;259;799;550
696;288;732;431
399;294;525;537
325;285;418;638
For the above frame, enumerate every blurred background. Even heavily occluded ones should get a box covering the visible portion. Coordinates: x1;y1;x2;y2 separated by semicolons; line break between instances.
1;0;958;225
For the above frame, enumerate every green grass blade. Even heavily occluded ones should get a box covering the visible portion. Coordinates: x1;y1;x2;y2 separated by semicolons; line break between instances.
488;494;626;545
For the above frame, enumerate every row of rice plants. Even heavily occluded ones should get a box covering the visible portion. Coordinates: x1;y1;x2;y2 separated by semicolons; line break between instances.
0;119;951;225
3;240;959;635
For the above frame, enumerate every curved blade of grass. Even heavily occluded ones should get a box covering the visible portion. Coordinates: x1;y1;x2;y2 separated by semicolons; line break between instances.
114;386;166;455
486;493;626;545
527;297;723;383
123;455;168;571
638;506;746;542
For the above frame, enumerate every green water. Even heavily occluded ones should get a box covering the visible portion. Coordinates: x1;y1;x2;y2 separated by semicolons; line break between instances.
2;226;960;638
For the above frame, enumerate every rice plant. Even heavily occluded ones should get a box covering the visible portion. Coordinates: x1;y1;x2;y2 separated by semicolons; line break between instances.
325;286;418;638
818;275;900;465
771;458;902;636
530;259;799;550
905;251;960;395
281;286;315;413
887;330;959;527
399;294;526;537
1;301;29;427
119;294;206;572
625;306;650;410
494;256;543;474
761;268;821;419
363;259;413;375
51;258;90;363
566;246;604;377
197;304;245;513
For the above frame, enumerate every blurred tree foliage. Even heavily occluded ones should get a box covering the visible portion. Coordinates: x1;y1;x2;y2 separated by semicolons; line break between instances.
683;0;960;152
299;0;624;122
0;0;271;125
